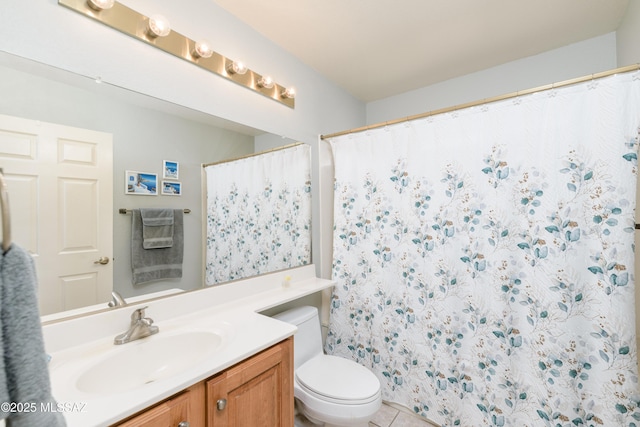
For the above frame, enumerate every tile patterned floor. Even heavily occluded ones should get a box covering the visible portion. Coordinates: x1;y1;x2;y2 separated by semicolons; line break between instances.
294;402;438;427
369;403;438;427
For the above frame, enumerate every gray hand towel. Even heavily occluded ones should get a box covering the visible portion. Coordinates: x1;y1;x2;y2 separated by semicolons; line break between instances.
0;243;66;426
140;208;174;249
131;209;184;285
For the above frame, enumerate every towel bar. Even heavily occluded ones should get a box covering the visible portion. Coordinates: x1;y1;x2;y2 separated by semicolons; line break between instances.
119;208;191;214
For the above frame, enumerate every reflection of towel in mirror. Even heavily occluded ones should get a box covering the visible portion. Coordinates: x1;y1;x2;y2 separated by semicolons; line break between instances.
140;208;174;249
0;243;66;426
131;209;184;285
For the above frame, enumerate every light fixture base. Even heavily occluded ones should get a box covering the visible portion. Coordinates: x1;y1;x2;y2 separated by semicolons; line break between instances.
58;0;295;108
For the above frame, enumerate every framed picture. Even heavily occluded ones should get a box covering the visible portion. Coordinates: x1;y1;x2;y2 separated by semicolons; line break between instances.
163;160;179;179
125;170;158;195
162;181;182;196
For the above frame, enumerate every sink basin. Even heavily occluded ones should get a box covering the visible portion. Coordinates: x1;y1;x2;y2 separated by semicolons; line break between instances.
76;331;222;394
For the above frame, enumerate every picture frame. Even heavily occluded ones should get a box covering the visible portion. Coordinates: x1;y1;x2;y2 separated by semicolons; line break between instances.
162;181;182;196
163;160;179;179
125;170;158;195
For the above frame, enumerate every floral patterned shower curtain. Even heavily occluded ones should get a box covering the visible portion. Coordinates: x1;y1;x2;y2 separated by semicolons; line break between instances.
326;72;640;426
204;144;311;285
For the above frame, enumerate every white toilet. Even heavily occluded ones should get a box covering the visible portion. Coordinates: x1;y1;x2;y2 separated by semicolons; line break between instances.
273;306;382;427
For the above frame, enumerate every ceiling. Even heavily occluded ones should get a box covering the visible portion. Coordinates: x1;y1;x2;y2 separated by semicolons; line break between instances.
212;0;630;102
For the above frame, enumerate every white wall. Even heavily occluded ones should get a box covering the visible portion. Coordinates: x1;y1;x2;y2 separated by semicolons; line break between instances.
0;0;366;282
0;1;364;142
366;33;618;125
3;1;638;287
617;0;640;67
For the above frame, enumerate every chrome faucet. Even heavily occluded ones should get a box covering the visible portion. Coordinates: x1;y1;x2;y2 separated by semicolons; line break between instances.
108;291;127;308
114;306;159;345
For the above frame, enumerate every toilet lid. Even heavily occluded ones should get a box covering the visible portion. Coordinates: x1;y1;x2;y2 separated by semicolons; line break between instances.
296;355;380;402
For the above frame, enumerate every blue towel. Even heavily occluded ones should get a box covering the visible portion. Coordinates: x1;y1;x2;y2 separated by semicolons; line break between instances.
0;243;66;426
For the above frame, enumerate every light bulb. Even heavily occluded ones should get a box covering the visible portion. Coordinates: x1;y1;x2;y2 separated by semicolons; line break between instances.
87;0;114;10
147;14;171;38
193;40;213;59
227;61;247;75
257;76;274;89
281;87;296;99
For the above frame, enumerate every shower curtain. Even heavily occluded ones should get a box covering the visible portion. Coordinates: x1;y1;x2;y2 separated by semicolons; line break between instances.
204;144;311;285
326;72;640;426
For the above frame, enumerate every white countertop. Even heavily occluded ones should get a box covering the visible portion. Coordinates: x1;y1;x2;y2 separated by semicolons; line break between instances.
42;265;334;427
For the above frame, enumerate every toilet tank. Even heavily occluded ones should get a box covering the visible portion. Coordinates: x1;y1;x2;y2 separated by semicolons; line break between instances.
273;306;324;369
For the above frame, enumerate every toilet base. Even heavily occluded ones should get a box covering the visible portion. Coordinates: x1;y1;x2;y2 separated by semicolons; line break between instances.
296;398;375;427
295;411;369;427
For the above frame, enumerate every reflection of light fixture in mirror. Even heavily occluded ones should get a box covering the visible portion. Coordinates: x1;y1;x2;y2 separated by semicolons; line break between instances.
87;0;114;10
147;14;171;38
257;76;274;89
281;87;296;99
192;40;213;59
227;61;247;75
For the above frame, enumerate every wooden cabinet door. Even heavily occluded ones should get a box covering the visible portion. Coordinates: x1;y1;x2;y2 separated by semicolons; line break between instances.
207;337;293;427
115;383;205;427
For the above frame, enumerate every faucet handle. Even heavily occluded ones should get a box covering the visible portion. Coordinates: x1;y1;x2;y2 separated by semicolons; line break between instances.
131;306;149;321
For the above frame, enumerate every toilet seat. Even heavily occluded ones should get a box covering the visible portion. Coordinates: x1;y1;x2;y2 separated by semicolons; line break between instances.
296;355;380;405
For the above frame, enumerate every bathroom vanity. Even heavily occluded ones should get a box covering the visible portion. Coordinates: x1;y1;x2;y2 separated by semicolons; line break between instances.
115;382;205;427
42;265;332;427
115;337;293;427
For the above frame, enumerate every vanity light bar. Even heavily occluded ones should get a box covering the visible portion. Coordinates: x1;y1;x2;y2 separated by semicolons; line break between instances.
58;0;295;108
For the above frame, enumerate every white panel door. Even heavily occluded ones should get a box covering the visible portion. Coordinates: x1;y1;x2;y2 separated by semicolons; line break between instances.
0;114;113;315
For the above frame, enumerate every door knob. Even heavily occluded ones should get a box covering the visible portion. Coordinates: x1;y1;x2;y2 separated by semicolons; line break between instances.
216;398;227;411
177;422;190;427
94;256;110;265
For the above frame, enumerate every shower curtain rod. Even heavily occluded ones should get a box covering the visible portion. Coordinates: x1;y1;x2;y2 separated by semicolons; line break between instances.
320;63;640;140
202;142;304;168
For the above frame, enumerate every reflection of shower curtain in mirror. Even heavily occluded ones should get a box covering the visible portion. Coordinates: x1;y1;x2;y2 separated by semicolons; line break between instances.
326;72;640;426
204;144;311;285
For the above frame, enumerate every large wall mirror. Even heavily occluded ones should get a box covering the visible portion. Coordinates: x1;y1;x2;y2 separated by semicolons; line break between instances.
0;50;311;321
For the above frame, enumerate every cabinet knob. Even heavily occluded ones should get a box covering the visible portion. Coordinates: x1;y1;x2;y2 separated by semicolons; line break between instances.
177;422;190;427
216;399;227;411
